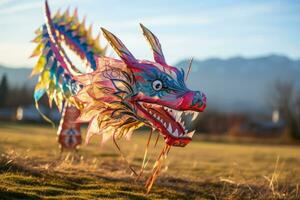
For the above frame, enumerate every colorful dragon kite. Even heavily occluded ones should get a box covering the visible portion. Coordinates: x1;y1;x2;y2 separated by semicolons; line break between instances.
31;1;206;192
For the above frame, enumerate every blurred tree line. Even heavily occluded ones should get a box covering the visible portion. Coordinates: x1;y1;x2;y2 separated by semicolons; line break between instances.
0;74;8;107
0;74;36;108
270;81;300;140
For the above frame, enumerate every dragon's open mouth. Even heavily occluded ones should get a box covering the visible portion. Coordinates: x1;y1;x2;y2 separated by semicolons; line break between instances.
137;102;199;147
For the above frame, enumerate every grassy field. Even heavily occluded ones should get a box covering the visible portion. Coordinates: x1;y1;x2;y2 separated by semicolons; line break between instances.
0;122;299;199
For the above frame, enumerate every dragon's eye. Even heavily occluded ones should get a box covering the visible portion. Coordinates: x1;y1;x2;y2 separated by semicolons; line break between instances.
152;80;163;91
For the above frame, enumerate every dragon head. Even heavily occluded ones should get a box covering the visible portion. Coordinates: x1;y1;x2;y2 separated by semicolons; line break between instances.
75;24;206;147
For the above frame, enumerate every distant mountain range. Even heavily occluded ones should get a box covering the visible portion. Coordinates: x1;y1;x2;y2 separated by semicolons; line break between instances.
177;54;300;113
1;54;300;113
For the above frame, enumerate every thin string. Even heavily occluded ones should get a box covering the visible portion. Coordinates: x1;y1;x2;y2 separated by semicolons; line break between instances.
154;131;160;147
35;100;55;128
145;144;171;193
185;57;194;81
136;128;153;181
113;132;138;176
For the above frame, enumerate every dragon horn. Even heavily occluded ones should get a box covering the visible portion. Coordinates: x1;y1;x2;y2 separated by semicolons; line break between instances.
101;27;136;65
140;23;167;65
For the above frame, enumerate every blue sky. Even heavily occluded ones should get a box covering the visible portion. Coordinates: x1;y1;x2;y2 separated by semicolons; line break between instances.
0;0;299;68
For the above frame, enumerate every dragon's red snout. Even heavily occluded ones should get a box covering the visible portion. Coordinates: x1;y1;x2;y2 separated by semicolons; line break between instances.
177;90;207;112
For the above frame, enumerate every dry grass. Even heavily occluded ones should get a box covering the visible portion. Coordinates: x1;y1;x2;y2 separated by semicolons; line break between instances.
0;122;299;199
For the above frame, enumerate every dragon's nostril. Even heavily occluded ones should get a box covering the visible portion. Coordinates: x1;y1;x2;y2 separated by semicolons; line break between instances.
192;91;205;106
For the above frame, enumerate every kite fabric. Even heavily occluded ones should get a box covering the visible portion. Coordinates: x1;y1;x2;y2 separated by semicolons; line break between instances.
57;104;82;150
31;1;206;192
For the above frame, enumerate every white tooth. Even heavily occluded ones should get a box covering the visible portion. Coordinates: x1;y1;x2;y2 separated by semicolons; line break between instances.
180;119;186;126
164;122;167;127
169;110;176;118
171;113;176;119
182;123;186;130
167;123;173;133
175;112;181;121
173;114;177;119
186;130;195;138
157;116;160;120
191;112;199;121
173;129;179;137
153;113;157;118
